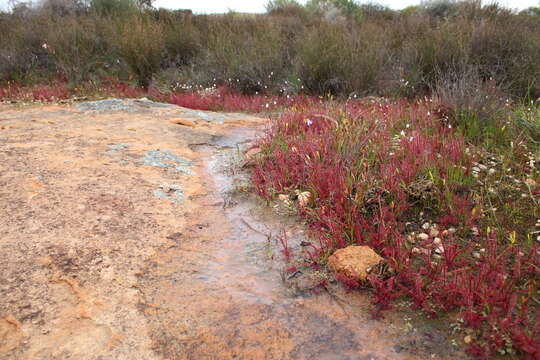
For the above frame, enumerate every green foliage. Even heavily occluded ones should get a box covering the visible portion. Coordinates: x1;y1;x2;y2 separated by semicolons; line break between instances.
45;17;111;82
297;21;385;95
1;0;540;101
0;14;49;82
520;6;540;18
422;0;461;18
162;18;201;68
201;15;288;93
90;0;138;17
115;17;165;88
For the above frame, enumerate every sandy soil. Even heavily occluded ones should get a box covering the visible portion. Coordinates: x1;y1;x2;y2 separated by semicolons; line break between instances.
0;100;467;360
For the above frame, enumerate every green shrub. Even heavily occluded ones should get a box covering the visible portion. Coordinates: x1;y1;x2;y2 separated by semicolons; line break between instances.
90;0;138;17
0;15;49;82
469;14;540;98
115;16;165;88
296;21;385;95
422;0;461;18
201;15;288;93
45;17;110;83
397;19;470;96
162;18;201;68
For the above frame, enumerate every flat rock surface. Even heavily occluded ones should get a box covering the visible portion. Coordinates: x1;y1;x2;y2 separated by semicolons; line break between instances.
0;99;467;360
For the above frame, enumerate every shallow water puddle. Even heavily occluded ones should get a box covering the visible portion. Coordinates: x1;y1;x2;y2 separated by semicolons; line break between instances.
138;127;464;360
0;101;467;360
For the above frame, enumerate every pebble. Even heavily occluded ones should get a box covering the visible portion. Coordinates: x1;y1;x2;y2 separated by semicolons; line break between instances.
433;237;442;246
298;191;311;207
412;247;430;256
422;222;430;230
417;233;429;241
429;228;439;237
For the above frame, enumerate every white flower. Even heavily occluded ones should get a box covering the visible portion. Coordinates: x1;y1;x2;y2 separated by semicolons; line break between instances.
306;119;313;126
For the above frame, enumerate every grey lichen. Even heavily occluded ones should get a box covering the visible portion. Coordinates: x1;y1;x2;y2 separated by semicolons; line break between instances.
153;184;184;202
138;149;194;175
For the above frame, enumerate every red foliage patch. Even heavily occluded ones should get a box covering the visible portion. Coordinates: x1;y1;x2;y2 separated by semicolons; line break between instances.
167;86;314;113
0;82;70;102
252;100;540;358
0;80;315;114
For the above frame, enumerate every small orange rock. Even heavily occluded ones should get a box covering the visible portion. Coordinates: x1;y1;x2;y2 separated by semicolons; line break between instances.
327;245;384;281
171;118;197;127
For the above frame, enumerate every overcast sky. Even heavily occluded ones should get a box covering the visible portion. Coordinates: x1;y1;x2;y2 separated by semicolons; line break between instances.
0;0;538;13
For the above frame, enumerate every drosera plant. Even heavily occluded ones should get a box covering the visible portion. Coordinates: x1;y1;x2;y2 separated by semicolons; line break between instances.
0;82;71;103
0;79;317;113
251;98;540;358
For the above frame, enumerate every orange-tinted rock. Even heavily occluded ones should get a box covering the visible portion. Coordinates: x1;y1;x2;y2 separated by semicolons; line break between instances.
171;118;197;127
327;246;384;281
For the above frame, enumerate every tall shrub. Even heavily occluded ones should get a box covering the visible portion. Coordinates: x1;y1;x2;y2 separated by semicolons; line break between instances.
115;16;165;89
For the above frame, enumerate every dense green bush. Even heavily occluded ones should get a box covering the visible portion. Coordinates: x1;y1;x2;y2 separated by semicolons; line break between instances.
1;0;540;99
198;15;289;93
296;21;385;95
115;16;165;88
45;17;112;83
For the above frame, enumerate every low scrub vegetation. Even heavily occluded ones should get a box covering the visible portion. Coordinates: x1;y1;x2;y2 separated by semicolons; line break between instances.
1;0;540;100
